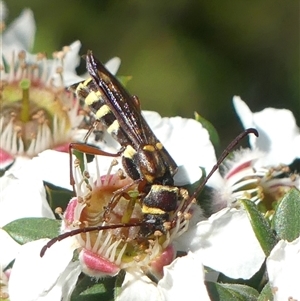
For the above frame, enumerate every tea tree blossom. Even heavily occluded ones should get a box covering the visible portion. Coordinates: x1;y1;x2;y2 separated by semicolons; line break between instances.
212;149;300;214
209;97;300;216
0;4;81;166
0;3;121;170
59;153;192;279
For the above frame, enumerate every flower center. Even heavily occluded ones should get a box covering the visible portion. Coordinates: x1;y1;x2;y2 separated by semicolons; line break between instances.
63;155;192;278
0;49;83;158
222;151;300;217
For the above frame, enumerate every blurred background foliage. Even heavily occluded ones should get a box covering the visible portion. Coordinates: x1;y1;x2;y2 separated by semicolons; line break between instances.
7;0;299;150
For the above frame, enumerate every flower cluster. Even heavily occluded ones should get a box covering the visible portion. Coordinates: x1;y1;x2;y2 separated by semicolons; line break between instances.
1;3;300;301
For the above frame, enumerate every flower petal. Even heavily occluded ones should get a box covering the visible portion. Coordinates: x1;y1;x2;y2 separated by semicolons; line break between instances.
177;208;265;279
2;8;36;54
30;150;73;191
61;40;85;87
0;162;54;227
116;270;164;301
0;1;8;21
49;41;84;87
143;111;223;189
0;229;21;268
266;236;300;301
233;96;300;166
105;57;121;75
8;238;80;301
173;164;203;186
0;148;15;170
158;252;210;301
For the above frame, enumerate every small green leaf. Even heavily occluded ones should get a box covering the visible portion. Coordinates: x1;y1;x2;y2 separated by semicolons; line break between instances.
241;199;277;256
272;188;300;242
44;181;73;212
206;282;259;301
2;54;9;73
72;148;94;173
117;75;132;87
257;282;274;301
194;112;220;150
71;274;115;301
3;218;60;245
114;270;126;300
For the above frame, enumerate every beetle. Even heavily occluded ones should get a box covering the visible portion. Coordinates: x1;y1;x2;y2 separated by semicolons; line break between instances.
41;52;258;259
72;51;185;237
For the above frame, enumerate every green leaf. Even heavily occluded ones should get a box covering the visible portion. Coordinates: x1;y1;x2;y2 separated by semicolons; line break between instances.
257;282;274;301
71;274;115;301
194;112;220;150
206;282;259;301
240;199;277;256
72;147;95;173
272;188;300;242
114;270;126;300
1;54;9;73
44;181;73;212
118;75;132;87
3;218;60;245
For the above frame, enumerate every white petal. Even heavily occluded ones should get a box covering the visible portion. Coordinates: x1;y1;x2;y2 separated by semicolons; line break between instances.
2;8;36;53
63;40;81;72
0;1;8;21
0;165;54;227
62;40;85;87
233;96;254;129
9;238;80;301
158;252;210;301
116;270;163;301
267;237;300;301
31;150;73;191
233;96;300;166
143;111;222;189
177;208;265;279
0;229;21;268
105;57;121;75
31;150;121;191
174;164;203;186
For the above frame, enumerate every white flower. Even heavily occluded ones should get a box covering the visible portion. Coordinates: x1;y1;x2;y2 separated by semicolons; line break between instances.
209;97;300;213
266;236;300;301
233;96;300;166
0;3;121;167
0;40;83;158
212;148;300;211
